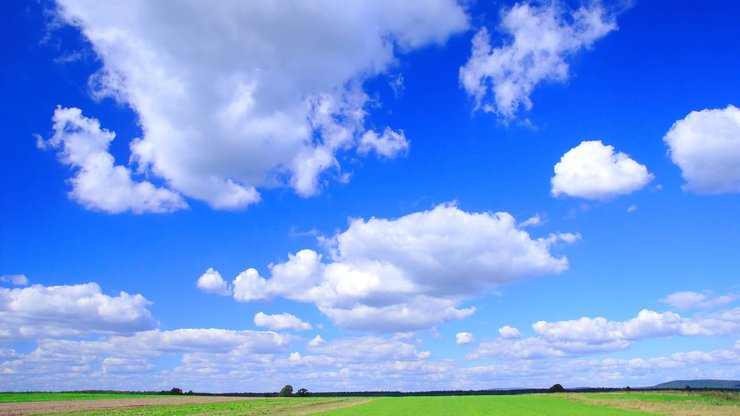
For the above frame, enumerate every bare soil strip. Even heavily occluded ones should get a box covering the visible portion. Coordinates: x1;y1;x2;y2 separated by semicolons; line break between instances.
565;394;740;416
0;395;260;416
289;398;372;415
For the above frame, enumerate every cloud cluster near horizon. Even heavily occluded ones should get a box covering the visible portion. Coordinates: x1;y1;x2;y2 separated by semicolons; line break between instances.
1;278;737;392
470;304;739;360
45;0;468;212
198;204;578;331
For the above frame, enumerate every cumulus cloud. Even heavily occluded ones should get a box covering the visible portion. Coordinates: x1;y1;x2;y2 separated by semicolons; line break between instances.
358;128;410;158
468;335;629;360
660;291;737;311
532;308;739;343
0;282;156;343
254;312;312;331
37;107;187;213
498;325;523;339
306;335;430;363
663;105;740;193
203;204;575;331
0;327;292;390
456;332;474;345
460;1;617;118
551;140;654;199
468;305;739;361
51;0;468;210
196;268;231;296
0;275;29;286
461;343;740;389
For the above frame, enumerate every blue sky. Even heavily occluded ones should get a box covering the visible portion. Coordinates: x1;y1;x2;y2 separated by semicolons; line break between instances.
1;0;738;392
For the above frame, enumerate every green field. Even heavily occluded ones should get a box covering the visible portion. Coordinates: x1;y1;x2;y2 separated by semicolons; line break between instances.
0;392;158;403
1;392;737;415
315;395;656;416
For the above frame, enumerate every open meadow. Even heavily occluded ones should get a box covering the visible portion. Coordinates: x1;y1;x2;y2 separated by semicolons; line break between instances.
0;391;736;416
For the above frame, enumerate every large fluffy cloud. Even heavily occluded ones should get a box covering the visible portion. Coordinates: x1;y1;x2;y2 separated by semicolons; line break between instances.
0;282;157;343
50;0;468;211
551;140;653;200
663;105;740;194
38;107;187;213
460;1;616;118
203;204;577;331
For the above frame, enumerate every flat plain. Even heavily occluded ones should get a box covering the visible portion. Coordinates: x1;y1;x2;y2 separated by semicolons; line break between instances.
0;391;736;416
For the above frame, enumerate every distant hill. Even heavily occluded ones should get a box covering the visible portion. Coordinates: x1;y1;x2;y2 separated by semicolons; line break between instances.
653;379;740;389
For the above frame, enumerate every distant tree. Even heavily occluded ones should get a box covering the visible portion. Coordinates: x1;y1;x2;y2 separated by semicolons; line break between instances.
279;385;294;397
296;388;309;397
549;384;565;393
685;385;692;392
625;386;632;392
170;387;183;395
187;390;194;395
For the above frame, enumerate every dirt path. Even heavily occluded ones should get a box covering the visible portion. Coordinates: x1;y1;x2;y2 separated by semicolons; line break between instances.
0;396;260;416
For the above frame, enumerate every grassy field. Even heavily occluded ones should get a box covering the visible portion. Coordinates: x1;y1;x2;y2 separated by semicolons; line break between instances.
314;395;657;416
1;391;737;415
0;392;158;403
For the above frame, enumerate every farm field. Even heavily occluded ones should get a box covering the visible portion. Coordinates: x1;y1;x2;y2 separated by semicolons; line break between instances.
315;395;658;415
0;393;159;403
0;395;366;416
0;392;736;416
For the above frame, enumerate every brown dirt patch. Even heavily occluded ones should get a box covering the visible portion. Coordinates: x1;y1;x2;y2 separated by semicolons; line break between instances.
0;396;259;416
565;394;740;416
290;398;372;415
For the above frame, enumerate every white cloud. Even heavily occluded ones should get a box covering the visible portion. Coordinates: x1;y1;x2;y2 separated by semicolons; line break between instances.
460;1;616;118
551;140;654;199
468;305;739;361
0;328;292;391
498;325;523;339
0;275;29;286
660;291;737;311
664;105;740;193
358;128;409;158
532;308;739;343
254;312;312;331
460;344;740;389
232;268;270;302
38;107;187;213
52;0;468;210
308;335;325;348
204;204;575;331
456;332;474;345
518;213;545;228
196;268;231;296
0;282;156;342
468;335;629;360
306;335;422;362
